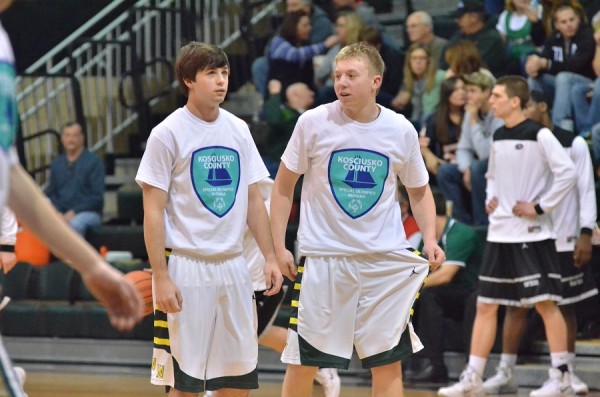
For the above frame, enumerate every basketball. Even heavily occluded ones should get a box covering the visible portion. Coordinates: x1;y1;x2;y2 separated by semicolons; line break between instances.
124;270;153;317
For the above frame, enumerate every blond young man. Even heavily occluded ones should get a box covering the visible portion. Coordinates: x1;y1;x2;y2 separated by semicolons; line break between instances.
271;42;445;397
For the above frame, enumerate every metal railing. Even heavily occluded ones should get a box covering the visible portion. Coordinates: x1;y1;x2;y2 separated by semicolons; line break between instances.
16;0;280;185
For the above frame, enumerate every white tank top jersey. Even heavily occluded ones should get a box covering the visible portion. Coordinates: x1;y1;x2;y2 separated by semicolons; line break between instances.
551;134;597;252
281;101;429;256
0;21;18;210
136;106;269;257
486;120;576;243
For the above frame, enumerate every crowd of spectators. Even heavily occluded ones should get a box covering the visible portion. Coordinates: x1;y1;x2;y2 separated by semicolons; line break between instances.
248;0;600;389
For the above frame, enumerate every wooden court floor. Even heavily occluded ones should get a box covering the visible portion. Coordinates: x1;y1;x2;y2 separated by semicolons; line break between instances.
14;369;600;396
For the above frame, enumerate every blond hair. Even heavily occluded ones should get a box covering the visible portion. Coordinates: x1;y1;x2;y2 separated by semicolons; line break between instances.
335;42;385;77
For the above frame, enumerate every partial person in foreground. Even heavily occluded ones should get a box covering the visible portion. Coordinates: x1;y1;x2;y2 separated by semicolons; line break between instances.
438;76;577;397
0;0;142;334
270;42;445;397
482;90;598;395
136;42;282;397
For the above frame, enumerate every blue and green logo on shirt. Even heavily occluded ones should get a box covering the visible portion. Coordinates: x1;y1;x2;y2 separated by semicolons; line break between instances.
191;146;240;217
328;149;388;219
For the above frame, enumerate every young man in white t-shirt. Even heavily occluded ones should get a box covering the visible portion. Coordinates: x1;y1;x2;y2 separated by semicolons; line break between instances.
136;42;282;397
270;42;445;397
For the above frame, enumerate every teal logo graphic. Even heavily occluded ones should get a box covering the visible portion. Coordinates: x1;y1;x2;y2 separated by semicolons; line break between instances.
328;149;388;219
0;62;17;151
191;146;240;217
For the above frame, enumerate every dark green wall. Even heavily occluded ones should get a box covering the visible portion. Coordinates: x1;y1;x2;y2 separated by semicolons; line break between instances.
2;0;136;73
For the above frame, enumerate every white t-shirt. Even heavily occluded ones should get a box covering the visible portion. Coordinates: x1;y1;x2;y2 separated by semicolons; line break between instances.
242;177;273;291
136;106;269;257
0;21;18;211
551;136;596;252
486;120;576;243
282;101;429;256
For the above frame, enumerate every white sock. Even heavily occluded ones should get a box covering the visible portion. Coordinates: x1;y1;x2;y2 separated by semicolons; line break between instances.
500;353;517;369
550;351;569;368
468;355;487;377
566;352;576;372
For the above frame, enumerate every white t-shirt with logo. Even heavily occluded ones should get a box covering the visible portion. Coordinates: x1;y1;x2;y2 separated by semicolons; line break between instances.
0;21;18;211
282;100;429;256
136;106;269;257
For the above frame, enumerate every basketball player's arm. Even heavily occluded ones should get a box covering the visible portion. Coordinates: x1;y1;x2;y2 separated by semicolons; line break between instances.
271;163;300;281
141;183;183;313
0;207;17;274
406;184;445;271
247;183;283;295
8;164;143;331
572;137;596;267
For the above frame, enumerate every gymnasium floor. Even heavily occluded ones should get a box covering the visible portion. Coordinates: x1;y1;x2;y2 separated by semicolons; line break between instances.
10;366;600;397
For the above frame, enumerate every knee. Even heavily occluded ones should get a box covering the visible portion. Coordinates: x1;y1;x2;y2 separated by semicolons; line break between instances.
475;302;498;318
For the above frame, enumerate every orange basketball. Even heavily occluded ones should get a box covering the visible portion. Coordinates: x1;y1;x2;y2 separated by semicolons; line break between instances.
124;270;153;317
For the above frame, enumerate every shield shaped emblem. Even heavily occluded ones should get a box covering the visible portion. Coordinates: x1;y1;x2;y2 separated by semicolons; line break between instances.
191;146;240;217
328;149;389;219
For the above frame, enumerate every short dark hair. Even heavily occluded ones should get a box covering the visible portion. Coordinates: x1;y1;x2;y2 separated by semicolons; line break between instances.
496;75;530;110
529;90;550;107
175;42;229;96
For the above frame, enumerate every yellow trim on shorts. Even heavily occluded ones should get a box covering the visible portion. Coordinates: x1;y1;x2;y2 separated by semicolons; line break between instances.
289;317;298;325
291;300;299;307
410;308;414;316
294;283;301;290
153;337;170;346
298;266;304;273
154;320;168;328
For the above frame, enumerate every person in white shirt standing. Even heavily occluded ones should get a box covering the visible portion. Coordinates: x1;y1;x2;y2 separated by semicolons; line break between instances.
270;42;445;397
136;42;282;397
438;76;577;397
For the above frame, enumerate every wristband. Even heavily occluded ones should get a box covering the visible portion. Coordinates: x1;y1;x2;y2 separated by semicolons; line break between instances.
534;204;544;215
580;227;593;236
0;244;15;253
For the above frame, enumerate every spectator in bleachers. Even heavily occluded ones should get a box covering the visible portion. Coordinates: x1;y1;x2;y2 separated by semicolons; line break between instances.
332;0;401;50
571;29;600;132
485;0;507;16
314;10;364;91
358;26;404;107
268;10;338;97
436;69;502;226
263;79;315;167
482;90;597;396
46;121;104;236
526;1;595;130
252;0;335;97
496;0;546;75
405;11;448;66
0;207;17;274
407;191;483;384
391;43;445;129
444;40;484;79
286;0;335;43
419;77;466;179
441;0;511;77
